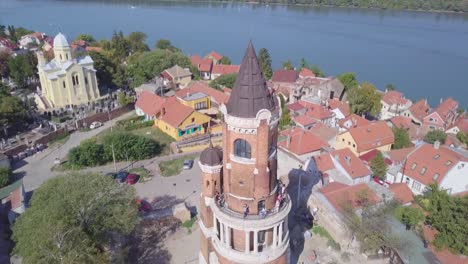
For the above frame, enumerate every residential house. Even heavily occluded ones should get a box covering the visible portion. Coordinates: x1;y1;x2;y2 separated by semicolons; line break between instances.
190;55;212;80
292;115;316;130
269;81;292;101
278;127;328;164
271;69;298;83
314;148;372;186
154;99;211;140
161;65;192;88
394;142;468;195
204;51;223;64
210;64;240;80
19;32;44;49
181;81;229;108
445;133;466;149
327;98;350;122
134;80;165;97
135;91;166;120
175;89;211;111
0;37;17;53
298;68;315;79
308;123;340;147
383;147;416;185
288;98;335;127
0;179;26;224
388;183;414;205
337;114;371;132
319;182;381;212
380;90;412;120
290;77;344;103
446;117;468;135
336;121;395;156
402;99;430;125
388;116;423;141
422;98;458;132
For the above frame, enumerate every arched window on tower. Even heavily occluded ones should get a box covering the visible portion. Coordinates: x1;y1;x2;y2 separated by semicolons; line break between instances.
234;139;251;159
60;54;63;60
66;53;69;60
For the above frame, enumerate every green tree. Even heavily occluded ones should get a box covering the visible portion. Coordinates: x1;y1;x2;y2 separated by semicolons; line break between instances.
68;139;106;167
348;82;382;117
392;126;412;149
310;65;325;77
395;205;424;230
88;51;117;88
0;51;10;78
209;73;237;90
127;31;149;53
338;72;358;91
8;53;36;88
117;92;133;106
386;83;396;91
282;60;294;70
110;31;130;61
258;48;273;79
12;172;139;263
456;131;468;145
424;184;468;254
300;58;309;69
370;151;387;180
0;83;28;131
75;34;95;43
219;56;232;65
102;132;161;161
423;130;447;144
0;25;6;38
155;39;179;52
0;168;12;188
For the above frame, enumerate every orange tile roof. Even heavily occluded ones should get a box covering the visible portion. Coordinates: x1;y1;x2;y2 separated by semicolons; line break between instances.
330;148;371;179
279;127;328;155
449;117;468;133
308;123;339;143
159;100;194;128
381;90;410;105
402;144;467;186
299;68;316;78
190;55;212;72
434;98;458;121
347;121;394;153
293;115;316;127
327;99;350;116
272;70;298;83
389;183;414;204
409;99;430;122
205;51;223;61
314;153;335;172
304;104;333;120
287;101;306;112
320;182;381;212
422;226;468;264
384;147;415;164
390;116;413;130
338;114;370;129
212;64;240;75
184;81;229;104
135;91;166;116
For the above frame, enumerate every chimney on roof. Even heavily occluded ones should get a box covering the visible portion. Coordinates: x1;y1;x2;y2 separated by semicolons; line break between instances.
434;140;440;150
286;135;291;149
367;128;371;132
345;156;351;166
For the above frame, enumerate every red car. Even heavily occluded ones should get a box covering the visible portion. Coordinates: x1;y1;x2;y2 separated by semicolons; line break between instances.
126;174;139;185
137;199;151;212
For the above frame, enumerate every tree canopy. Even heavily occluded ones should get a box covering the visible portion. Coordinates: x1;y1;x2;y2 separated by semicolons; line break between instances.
394;205;424;229
0;83;28;131
0;168;12;188
209;73;237;90
338;72;358;91
392;126;412;149
423;130;447;144
155;39;179;52
8;53;37;88
282;60;294;70
258;48;273;80
127;31;149;53
75;34;95;43
370;151;388;180
219;56;231;65
348;82;382;117
12;172;139;263
456;131;468;145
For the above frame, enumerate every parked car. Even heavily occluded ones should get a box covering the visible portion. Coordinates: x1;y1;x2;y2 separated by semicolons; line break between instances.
183;159;194;170
137;199;151;212
116;171;128;183
89;121;103;129
126;173;139;185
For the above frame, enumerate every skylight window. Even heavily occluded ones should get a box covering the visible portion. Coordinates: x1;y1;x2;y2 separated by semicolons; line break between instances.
411;163;417;170
446;160;452;166
433;173;439;180
434;154;440;160
420;167;427;175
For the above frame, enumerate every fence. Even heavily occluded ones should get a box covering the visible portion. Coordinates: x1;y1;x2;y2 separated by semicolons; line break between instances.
75;104;135;129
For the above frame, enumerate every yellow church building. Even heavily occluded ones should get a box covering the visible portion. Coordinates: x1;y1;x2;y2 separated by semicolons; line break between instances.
35;33;101;109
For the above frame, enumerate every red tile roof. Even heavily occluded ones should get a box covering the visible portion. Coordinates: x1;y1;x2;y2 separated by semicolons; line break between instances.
389;183;414;204
384;147;415;165
381;90;410;106
338;114;370;129
205;51;223;61
314;153;335;172
347;121;395;153
422;226;468;264
190;55;212;72
301;101;333;120
279;127;328;155
293;115;316;127
327;99;350;117
287;102;306;112
135;91;166;116
359;149;391;165
449;117;468;133
184;81;229;104
390;116;413;130
434;98;458;121
320;182;381;212
330;148;371;179
409;99;430;122
299;68;316;78
212;64;240;75
271;70;298;83
308;123;339;143
402;144;467;186
159;100;194;128
0;37;18;50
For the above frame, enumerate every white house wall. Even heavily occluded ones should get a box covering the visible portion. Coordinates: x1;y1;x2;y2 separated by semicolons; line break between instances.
439;161;468;195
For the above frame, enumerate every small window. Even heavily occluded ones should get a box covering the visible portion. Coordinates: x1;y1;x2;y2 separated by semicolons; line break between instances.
353;144;355;148
66;54;69;60
434;154;440;160
348;141;351;146
433;173;439;181
63;81;66;88
446;160;452;166
239;181;244;186
234;139;251;159
72;77;76;86
85;77;88;85
60;54;62;60
191;117;195;123
411;163;417;170
420;167;427;175
206;181;210;187
342;138;345;142
75;75;79;85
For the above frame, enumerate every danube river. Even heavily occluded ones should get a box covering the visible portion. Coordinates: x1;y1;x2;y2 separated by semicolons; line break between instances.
1;0;468;106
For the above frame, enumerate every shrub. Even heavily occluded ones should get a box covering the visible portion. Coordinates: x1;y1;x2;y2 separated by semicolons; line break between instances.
0;168;12;188
327;239;341;251
116;116;153;131
103;132;161;161
68;139;106;167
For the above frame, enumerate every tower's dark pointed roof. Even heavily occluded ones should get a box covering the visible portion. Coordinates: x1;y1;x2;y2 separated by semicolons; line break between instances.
226;42;276;118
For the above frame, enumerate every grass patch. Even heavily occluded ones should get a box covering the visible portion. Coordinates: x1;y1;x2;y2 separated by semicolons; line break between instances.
182;216;197;234
312;225;341;251
159;154;198;177
129;167;150;181
48;132;70;147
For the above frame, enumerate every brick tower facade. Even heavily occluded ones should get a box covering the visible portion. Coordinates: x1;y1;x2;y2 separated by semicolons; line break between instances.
199;42;291;264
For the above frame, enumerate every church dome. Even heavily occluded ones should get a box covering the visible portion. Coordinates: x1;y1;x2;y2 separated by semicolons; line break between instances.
200;145;223;166
53;33;69;48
